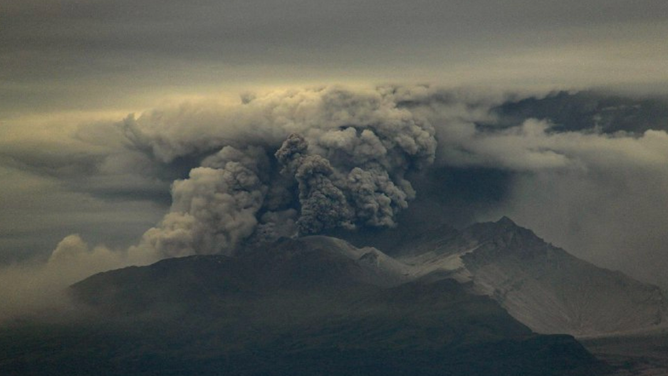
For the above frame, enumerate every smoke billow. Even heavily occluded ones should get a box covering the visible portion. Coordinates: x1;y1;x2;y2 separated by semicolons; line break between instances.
118;87;438;258
134;146;271;257
276;134;353;234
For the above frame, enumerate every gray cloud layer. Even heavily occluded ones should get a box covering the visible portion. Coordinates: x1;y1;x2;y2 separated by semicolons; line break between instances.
2;0;668;117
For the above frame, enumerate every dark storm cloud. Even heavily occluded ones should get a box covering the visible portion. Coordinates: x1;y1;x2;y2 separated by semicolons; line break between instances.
490;91;668;134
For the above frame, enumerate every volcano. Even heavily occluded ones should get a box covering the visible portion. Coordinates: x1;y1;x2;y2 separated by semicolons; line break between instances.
1;235;609;376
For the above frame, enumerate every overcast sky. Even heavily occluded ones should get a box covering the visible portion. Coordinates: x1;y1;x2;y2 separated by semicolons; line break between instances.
2;0;668;117
2;0;668;301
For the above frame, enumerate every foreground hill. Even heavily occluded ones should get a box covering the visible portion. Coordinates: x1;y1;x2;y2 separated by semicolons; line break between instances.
1;236;607;376
383;217;668;336
580;327;668;375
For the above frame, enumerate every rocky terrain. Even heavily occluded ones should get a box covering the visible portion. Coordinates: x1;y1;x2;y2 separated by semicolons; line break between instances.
345;217;668;336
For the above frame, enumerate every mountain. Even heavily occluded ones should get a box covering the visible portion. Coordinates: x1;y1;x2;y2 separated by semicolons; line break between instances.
0;236;608;376
388;217;668;336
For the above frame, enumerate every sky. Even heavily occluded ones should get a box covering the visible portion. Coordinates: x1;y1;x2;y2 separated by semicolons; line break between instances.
2;0;668;117
2;0;668;317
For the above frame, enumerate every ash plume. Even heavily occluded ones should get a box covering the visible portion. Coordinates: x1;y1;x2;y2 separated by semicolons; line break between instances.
135;146;272;257
276;134;353;235
124;87;438;257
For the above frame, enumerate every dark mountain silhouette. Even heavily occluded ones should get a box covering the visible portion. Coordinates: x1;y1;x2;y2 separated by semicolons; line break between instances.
0;236;609;375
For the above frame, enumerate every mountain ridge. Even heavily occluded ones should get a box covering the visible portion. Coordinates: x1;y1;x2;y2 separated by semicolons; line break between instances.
54;235;610;376
392;217;668;336
73;218;668;337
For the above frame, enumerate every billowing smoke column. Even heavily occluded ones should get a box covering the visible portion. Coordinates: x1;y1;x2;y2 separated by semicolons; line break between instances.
137;146;271;257
129;87;438;257
275;134;354;234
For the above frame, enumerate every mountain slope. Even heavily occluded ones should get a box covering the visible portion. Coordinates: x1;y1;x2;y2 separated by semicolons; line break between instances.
394;217;668;336
0;236;608;376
